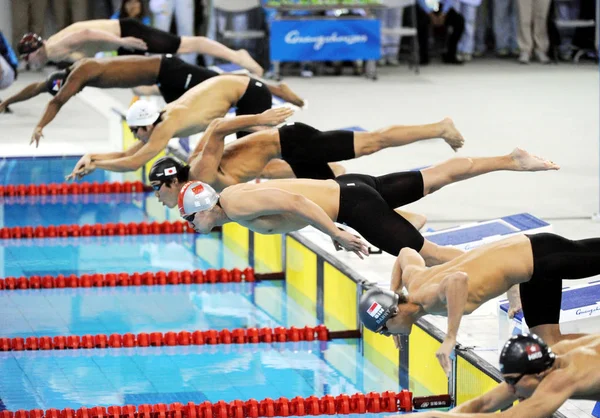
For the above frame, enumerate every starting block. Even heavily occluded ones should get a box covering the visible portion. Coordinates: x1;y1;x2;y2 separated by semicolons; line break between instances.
499;280;600;347
423;213;551;251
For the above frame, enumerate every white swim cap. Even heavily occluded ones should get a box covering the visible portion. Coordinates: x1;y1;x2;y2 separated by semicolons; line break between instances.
126;100;160;127
178;181;219;217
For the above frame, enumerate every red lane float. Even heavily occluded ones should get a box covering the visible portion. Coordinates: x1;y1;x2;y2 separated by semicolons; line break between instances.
6;391;418;416
0;325;330;352
0;221;199;240
0;181;151;198
0;269;282;291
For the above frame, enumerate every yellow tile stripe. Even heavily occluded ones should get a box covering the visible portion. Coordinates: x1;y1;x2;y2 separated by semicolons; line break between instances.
323;262;357;331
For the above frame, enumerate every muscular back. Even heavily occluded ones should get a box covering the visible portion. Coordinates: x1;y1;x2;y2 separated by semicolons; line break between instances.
165;75;251;137
221;179;341;234
81;56;161;88
406;234;535;314
48;20;120;43
554;336;600;400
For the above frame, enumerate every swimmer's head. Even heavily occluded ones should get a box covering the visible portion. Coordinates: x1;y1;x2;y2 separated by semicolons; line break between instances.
18;33;47;68
500;334;556;396
359;288;407;335
46;70;68;96
178;181;221;234
149;156;189;208
126;99;160;142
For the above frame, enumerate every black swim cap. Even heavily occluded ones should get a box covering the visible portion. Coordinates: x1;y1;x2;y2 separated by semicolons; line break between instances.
359;287;400;334
499;334;555;375
18;33;43;56
149;156;186;184
46;70;68;96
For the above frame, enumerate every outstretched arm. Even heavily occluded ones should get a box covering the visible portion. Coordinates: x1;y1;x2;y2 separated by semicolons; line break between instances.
450;383;517;414
66;142;145;181
30;71;87;147
34;72;85;131
92;124;175;172
412;271;469;375
62;29;148;54
411;370;576;418
222;188;368;258
0;82;47;112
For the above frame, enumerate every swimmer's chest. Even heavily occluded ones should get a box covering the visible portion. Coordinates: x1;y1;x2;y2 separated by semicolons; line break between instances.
238;214;304;235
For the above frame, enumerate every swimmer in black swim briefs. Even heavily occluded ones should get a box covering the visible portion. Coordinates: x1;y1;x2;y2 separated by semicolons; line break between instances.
17;18;263;75
170;137;558;266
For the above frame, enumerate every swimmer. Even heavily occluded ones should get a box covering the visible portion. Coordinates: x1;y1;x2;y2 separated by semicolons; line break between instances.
65;92;299;178
0;55;301;145
16;18;262;74
0;30;18;94
404;333;600;418
175;148;558;266
129;110;465;203
0;55;302;115
358;227;600;376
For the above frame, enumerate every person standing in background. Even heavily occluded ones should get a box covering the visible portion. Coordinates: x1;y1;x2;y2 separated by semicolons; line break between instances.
52;0;89;31
516;0;552;64
416;0;465;65
376;2;403;66
456;0;482;61
11;0;48;51
473;0;491;56
150;0;196;64
112;0;152;25
493;0;519;57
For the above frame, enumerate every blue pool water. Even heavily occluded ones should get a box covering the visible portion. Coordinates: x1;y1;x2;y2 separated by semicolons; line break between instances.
0;157;409;415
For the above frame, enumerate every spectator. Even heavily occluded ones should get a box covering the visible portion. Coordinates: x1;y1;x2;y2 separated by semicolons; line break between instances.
376;5;403;66
456;0;482;61
416;0;465;64
150;0;196;64
11;0;48;51
52;0;90;31
112;0;152;25
516;0;552;63
473;0;491;56
0;30;18;92
493;0;519;57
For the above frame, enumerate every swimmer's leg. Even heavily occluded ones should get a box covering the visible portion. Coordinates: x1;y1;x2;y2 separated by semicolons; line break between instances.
328;163;346;177
421;148;560;196
353;117;465;156
395;209;427;231
265;83;305;108
419;239;465;265
178;36;263;76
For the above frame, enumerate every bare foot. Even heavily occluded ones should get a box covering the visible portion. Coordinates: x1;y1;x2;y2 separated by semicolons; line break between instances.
278;83;305;108
507;285;522;319
440;117;464;151
236;49;264;77
510;148;560;171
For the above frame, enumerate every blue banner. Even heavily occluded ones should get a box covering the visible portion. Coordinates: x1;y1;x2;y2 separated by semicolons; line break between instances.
270;19;381;62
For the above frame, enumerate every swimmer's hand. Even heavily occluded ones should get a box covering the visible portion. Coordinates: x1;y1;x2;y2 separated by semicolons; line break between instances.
436;338;456;377
66;155;94;181
333;230;369;260
0;101;9;113
392;335;402;349
120;37;148;51
30;127;43;147
258;107;294;127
